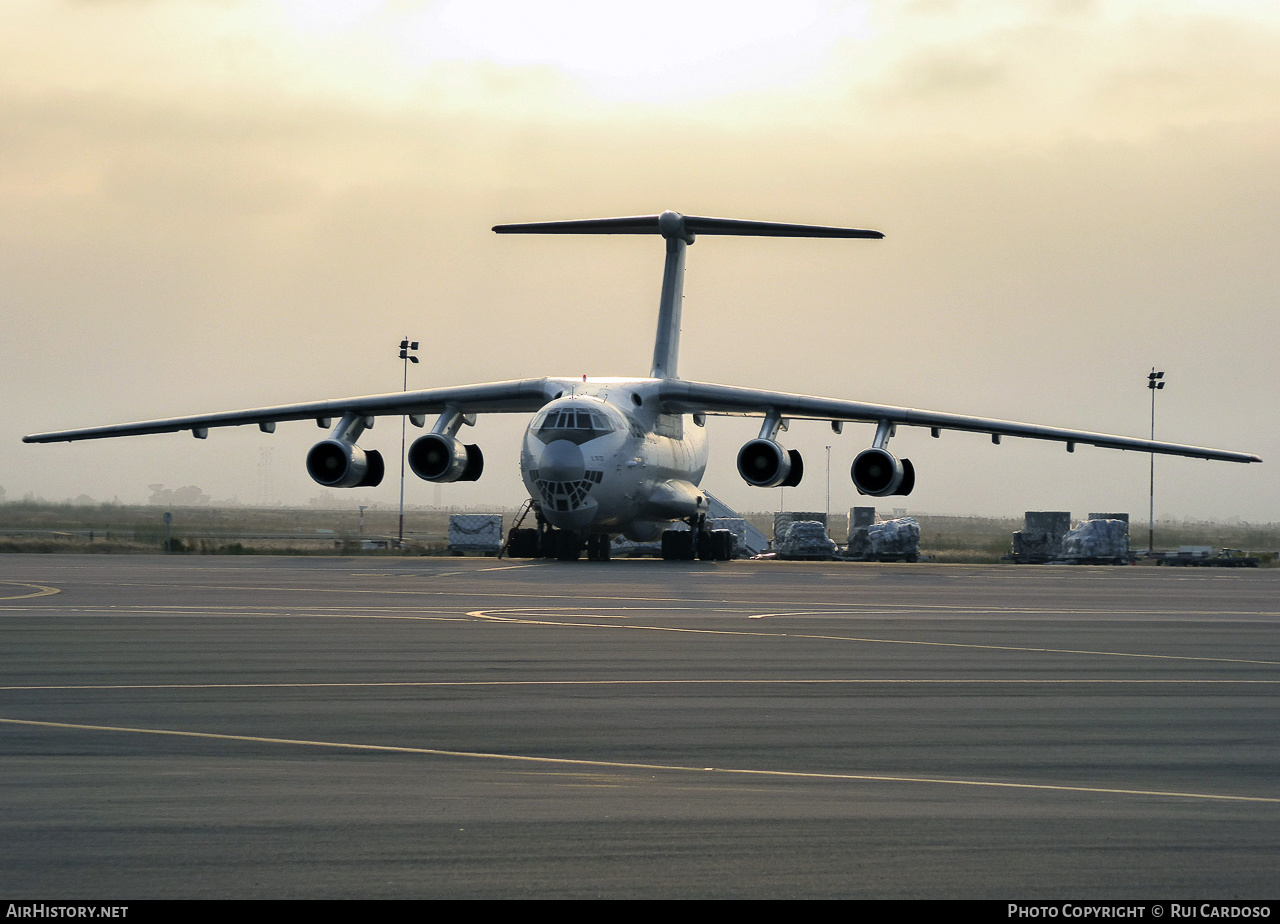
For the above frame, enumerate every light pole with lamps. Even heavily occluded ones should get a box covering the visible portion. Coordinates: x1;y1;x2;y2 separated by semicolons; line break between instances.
825;444;832;525
398;338;419;547
1147;368;1164;554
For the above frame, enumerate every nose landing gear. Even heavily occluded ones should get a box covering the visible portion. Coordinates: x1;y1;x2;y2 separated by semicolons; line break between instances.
505;503;730;562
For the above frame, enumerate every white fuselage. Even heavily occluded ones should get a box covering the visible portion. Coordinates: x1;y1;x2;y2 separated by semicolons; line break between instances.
519;379;708;541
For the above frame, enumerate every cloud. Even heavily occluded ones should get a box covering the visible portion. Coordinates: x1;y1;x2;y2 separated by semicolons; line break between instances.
1;0;1274;517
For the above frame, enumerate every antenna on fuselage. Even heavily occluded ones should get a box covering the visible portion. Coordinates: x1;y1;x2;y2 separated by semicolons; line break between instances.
493;211;883;380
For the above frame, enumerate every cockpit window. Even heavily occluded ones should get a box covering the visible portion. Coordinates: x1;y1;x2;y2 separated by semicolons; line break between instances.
532;406;616;444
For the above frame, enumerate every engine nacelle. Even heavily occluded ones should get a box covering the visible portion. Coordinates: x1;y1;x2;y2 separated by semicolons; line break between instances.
737;439;804;488
306;440;384;488
851;448;915;497
408;433;484;483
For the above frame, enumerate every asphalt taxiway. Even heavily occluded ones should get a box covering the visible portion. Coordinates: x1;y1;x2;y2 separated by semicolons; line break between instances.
1;555;1277;898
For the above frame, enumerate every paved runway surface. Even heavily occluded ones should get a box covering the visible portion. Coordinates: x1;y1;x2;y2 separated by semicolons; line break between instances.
1;555;1277;898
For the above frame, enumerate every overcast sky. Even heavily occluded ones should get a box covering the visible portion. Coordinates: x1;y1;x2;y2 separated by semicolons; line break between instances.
2;0;1276;522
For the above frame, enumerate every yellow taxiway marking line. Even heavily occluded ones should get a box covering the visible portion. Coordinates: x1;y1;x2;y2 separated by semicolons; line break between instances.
0;582;60;600
2;597;1273;665
784;633;1280;666
24;577;1279;618
466;609;1280;666
3;715;1276;805
748;607;1280;618
3;678;1279;692
0;606;467;621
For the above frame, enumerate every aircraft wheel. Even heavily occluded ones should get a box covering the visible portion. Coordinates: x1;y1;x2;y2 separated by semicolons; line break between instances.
587;534;611;561
662;529;695;561
557;533;583;561
507;528;539;558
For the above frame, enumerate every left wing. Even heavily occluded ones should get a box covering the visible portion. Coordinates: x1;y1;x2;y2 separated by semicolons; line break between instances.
23;377;563;489
659;378;1262;463
22;378;556;444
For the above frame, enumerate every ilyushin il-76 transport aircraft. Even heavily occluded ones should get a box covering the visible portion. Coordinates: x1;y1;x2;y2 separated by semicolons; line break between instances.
24;211;1262;561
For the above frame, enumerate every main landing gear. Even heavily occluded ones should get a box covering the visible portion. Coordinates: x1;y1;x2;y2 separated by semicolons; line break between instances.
661;516;734;562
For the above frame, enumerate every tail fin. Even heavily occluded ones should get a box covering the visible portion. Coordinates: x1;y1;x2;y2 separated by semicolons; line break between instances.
493;211;882;380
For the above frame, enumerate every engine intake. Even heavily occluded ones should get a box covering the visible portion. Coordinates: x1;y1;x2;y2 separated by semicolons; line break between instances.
408;433;484;483
851;448;915;497
306;440;384;488
737;439;803;488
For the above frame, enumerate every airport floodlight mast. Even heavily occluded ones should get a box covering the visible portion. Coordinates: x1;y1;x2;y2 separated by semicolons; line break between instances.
398;338;419;547
825;444;832;524
1148;368;1165;554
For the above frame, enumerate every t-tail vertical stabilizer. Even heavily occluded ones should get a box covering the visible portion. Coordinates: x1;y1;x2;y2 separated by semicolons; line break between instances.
492;211;884;380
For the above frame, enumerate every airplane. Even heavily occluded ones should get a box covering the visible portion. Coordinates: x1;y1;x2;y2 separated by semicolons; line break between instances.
23;210;1262;561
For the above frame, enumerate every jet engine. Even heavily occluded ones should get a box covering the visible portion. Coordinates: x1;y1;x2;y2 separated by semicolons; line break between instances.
408;433;484;483
306;440;385;488
850;447;915;497
737;439;804;488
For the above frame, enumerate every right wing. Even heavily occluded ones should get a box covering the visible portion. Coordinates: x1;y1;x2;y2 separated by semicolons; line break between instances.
22;378;558;443
659;378;1262;463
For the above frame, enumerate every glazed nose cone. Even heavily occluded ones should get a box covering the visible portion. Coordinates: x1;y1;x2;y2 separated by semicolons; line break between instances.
539;440;585;482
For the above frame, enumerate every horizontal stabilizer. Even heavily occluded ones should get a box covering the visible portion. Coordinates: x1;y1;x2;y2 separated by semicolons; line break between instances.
494;210;883;241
